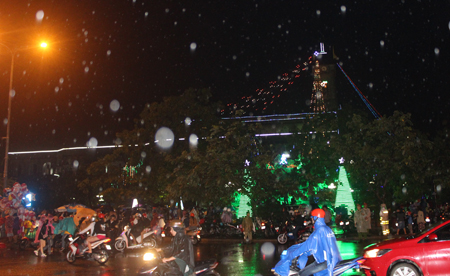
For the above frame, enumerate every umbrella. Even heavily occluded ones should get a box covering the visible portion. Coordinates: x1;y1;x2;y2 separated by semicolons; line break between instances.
55;203;87;213
73;207;97;227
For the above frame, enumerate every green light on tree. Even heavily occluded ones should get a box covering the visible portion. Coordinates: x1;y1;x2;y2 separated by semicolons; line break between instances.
334;166;355;215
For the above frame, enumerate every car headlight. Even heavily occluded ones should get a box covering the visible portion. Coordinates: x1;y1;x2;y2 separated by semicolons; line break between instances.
364;248;392;258
143;252;155;261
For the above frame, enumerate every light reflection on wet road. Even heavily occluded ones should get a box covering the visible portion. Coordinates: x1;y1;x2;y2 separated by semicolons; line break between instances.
0;239;372;276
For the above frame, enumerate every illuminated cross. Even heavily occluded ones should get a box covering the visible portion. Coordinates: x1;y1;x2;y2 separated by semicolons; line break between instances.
339;157;345;164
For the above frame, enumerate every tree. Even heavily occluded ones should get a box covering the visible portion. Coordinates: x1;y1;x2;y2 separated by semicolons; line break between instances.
333;111;433;207
78;88;220;206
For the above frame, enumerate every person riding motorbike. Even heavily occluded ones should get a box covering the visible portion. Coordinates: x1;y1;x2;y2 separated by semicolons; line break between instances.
130;213;145;244
79;214;107;254
273;209;342;276
155;220;194;276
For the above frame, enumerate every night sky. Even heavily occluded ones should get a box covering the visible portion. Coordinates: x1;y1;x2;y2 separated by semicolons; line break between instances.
0;0;449;151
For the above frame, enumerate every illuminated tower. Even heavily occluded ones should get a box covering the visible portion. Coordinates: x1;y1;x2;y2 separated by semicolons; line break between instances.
334;166;356;215
310;43;337;112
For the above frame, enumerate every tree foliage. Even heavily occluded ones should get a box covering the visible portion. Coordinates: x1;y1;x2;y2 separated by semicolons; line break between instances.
332;111;433;207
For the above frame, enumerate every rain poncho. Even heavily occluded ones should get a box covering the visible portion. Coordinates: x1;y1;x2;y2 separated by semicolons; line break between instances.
273;217;341;276
56;217;77;235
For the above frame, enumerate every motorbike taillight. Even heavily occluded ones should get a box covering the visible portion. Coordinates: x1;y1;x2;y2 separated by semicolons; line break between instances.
211;261;219;269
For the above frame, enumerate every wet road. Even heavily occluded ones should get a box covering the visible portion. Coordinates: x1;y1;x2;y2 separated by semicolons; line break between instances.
0;239;372;276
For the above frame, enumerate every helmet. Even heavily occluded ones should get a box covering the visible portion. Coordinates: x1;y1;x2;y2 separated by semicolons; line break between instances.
98;213;105;219
311;209;326;218
190;213;195;217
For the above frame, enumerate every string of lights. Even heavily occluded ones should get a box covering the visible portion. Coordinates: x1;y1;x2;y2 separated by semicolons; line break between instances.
336;63;382;119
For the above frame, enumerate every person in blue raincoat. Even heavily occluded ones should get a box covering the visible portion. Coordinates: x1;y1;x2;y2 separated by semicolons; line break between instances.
273;209;342;276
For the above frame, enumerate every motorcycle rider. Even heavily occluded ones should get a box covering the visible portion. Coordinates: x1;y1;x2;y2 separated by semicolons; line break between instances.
273;209;342;276
156;220;194;276
79;214;107;254
130;213;145;244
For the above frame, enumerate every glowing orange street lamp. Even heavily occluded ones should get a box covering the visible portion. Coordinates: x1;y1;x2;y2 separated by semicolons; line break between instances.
2;41;48;191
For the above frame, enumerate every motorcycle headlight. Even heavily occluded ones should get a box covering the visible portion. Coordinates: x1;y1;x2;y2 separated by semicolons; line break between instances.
364;248;391;258
345;221;349;225
68;236;73;241
143;252;155;261
340;221;344;225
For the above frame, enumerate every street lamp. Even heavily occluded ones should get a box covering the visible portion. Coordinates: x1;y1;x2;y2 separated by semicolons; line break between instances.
1;42;48;191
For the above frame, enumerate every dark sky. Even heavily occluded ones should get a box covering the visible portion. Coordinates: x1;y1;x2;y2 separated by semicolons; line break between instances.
0;0;448;151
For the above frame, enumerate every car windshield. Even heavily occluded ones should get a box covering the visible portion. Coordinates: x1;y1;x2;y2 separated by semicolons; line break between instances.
409;220;447;239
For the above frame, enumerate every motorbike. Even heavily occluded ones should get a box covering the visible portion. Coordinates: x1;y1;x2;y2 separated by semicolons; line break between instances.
263;219;278;238
206;220;222;236
277;222;312;245
114;225;157;252
337;215;355;238
19;227;39;250
273;252;364;276
224;223;242;237
186;226;202;245
138;249;220;275
65;234;111;264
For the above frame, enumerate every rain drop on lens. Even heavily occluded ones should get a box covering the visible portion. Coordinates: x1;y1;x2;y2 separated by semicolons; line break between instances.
110;99;120;112
73;160;79;168
10;90;15;97
190;42;197;51
340;5;346;13
141;151;147;158
87;137;98;147
155;127;174;149
260;242;275;256
189;134;198;146
145;166;151;173
436;185;442;192
402;187;407;194
185;117;192;126
36;10;44;21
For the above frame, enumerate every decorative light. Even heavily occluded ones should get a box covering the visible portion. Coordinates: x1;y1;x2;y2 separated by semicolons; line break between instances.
280;153;290;165
132;198;138;208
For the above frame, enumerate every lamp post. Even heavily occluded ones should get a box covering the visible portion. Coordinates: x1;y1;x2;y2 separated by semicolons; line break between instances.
1;42;47;191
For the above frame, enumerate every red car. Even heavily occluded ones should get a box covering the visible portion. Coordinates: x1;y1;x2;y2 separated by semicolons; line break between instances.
361;220;450;276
